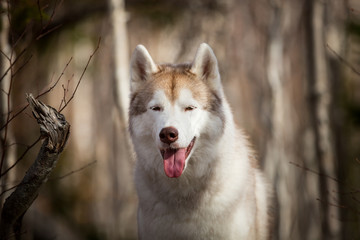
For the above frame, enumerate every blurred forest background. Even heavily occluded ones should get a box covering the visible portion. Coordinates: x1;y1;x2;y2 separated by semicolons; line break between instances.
1;0;360;239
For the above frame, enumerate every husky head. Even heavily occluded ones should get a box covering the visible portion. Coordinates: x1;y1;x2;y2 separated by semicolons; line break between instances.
129;43;225;178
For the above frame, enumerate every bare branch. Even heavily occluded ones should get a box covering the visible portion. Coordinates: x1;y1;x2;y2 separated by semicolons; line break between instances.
37;57;73;98
0;48;27;83
50;160;96;181
0;57;73;132
0;137;41;178
36;0;64;41
0;94;70;239
327;44;360;76
59;37;101;112
11;54;33;79
0;160;96;198
0;182;20;198
58;75;72;110
289;161;341;184
316;198;348;209
36;24;63;40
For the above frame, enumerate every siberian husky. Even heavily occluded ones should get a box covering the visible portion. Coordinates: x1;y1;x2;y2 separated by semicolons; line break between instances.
129;43;271;239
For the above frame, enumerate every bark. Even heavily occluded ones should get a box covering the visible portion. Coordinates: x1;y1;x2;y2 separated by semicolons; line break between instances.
110;0;130;121
0;94;70;240
0;0;16;208
305;0;341;238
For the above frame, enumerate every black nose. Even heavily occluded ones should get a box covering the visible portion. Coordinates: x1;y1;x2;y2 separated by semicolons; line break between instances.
159;127;178;144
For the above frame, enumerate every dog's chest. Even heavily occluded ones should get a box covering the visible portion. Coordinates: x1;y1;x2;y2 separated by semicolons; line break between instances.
139;200;234;240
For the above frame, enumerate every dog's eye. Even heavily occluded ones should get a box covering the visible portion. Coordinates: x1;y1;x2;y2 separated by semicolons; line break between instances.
150;106;162;111
185;106;196;111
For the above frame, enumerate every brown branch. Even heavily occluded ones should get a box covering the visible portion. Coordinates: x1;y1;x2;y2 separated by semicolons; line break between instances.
36;0;64;41
0;48;27;83
316;198;348;209
0;160;96;198
41;0;63;31
0;57;73;132
326;43;360;76
50;160;96;181
0;182;20;198
0;94;70;239
289;161;342;184
58;75;72;110
0;136;41;178
36;24;63;40
59;37;101;112
37;57;73;98
11;54;33;79
0;50;11;61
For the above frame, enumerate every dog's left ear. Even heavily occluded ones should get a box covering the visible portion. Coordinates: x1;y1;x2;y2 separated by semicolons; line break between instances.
130;45;158;92
191;43;222;93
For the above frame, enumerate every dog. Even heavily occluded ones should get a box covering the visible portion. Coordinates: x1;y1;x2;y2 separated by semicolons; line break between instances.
128;43;271;239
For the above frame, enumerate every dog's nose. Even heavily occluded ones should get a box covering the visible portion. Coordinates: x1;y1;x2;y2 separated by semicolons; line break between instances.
159;127;178;144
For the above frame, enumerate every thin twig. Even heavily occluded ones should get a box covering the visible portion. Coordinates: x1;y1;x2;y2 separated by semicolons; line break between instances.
50;160;97;181
36;0;64;40
59;75;72;110
0;48;27;83
42;0;62;30
11;20;31;50
0;57;73;132
37;57;73;98
0;49;11;61
0;160;96;197
289;161;341;184
327;43;360;76
316;198;347;209
0;136;41;178
11;54;33;79
0;182;20;198
5;142;29;148
0;104;28;132
36;24;63;40
59;37;101;112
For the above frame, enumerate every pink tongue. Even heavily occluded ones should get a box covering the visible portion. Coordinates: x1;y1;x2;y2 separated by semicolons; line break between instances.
163;148;186;178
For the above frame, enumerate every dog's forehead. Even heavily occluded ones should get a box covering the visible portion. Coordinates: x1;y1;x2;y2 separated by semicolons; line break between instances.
150;68;208;104
129;65;213;117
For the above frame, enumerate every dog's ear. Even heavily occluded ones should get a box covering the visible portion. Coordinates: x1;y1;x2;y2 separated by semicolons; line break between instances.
191;43;222;93
130;45;158;92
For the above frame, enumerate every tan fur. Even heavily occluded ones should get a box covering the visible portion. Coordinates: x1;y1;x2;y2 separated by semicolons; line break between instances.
130;63;224;121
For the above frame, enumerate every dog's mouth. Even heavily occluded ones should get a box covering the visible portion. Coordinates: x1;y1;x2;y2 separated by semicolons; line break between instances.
160;137;196;178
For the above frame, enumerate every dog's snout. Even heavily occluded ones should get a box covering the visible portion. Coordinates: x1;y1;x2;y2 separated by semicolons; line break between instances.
159;127;178;144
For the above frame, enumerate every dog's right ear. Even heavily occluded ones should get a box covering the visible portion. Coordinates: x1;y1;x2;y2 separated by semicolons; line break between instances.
130;45;158;92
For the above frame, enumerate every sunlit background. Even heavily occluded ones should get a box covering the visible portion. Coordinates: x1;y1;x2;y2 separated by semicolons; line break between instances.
1;0;360;239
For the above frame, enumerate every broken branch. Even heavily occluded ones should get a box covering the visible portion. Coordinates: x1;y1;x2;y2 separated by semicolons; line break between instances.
0;94;70;239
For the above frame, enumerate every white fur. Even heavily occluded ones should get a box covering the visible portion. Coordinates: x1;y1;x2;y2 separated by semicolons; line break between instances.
129;43;271;240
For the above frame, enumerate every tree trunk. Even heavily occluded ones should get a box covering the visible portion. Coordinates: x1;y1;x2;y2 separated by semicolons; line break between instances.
0;0;16;209
89;1;137;238
110;0;130;121
304;0;341;238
